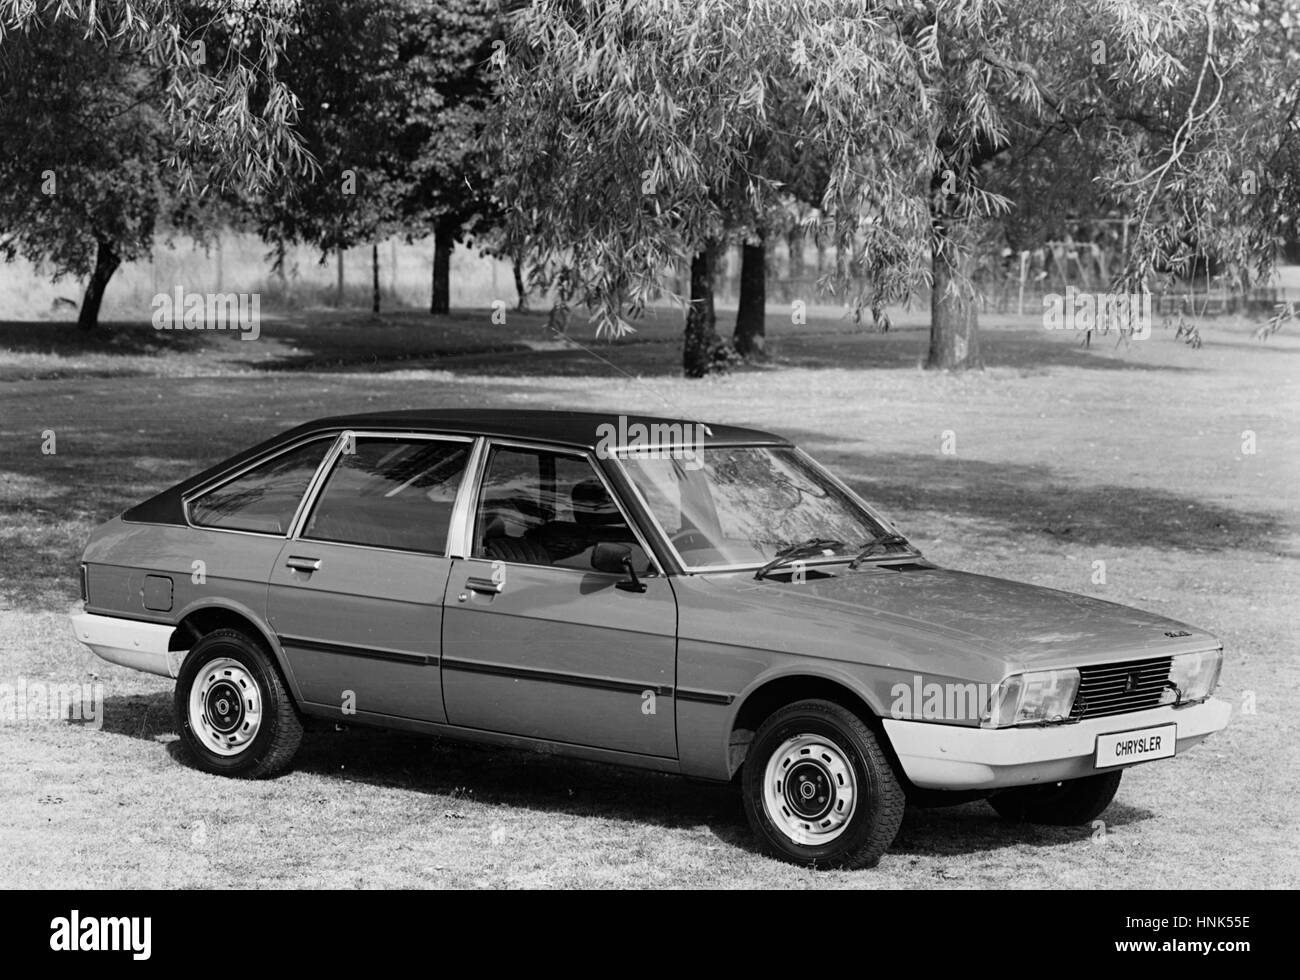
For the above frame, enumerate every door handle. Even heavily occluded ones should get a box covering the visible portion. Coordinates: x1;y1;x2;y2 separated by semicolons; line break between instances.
465;576;503;594
285;556;322;572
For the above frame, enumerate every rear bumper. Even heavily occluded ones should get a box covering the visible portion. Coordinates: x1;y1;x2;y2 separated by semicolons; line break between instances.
883;698;1231;790
70;612;183;679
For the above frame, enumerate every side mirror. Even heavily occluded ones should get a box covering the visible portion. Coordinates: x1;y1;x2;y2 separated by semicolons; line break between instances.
591;541;630;574
591;542;647;593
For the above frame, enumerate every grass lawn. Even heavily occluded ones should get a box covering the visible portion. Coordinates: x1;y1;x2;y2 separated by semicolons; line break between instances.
1;306;1297;888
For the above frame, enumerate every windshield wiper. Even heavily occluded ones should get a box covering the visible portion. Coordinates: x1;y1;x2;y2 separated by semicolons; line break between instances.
848;533;913;569
754;538;845;581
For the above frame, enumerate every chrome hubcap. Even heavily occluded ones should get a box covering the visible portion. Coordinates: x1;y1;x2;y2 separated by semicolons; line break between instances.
189;657;262;756
762;733;857;845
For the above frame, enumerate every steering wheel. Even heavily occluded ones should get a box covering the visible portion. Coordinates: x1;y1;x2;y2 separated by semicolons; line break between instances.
670;529;712;551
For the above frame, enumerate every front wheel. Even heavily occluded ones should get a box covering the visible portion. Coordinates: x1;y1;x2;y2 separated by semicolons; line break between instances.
742;699;905;869
988;771;1123;825
174;628;302;778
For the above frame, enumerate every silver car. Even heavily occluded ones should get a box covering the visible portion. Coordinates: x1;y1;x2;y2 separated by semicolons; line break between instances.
71;410;1230;868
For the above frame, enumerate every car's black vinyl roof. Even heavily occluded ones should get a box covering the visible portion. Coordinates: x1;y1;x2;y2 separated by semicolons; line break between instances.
288;409;786;448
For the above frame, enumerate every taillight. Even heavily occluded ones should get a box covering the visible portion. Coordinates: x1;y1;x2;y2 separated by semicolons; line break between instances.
79;563;88;602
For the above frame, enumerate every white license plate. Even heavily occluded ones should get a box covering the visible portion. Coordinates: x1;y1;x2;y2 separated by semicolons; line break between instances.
1094;724;1177;769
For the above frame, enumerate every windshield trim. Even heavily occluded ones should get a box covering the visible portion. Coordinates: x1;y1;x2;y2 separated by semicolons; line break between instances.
609;443;915;574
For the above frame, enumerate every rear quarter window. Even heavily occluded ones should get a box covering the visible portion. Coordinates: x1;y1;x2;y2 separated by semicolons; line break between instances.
188;438;333;535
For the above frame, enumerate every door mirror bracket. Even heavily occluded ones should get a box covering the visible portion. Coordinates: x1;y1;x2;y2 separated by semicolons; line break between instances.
592;542;647;593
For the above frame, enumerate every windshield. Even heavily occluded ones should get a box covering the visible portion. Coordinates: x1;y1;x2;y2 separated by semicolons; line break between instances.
618;445;909;570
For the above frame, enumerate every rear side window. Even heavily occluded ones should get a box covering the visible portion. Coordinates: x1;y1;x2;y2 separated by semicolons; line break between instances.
189;439;332;535
301;437;470;554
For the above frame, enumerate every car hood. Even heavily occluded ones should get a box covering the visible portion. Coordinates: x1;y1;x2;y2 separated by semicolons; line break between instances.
698;564;1219;671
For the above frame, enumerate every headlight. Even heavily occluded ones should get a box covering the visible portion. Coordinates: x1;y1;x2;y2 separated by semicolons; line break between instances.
983;668;1080;728
1167;649;1222;704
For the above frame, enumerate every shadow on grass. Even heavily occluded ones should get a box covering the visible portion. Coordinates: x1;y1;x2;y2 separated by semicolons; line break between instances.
889;798;1156;859
99;693;1148;862
0;320;211;356
768;325;1197;375
782;445;1289;555
271;323;1195;378
240;309;560;372
1;313;1198;378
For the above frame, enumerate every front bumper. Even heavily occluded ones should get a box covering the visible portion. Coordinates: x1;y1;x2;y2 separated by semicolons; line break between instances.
883;698;1231;790
70;611;183;679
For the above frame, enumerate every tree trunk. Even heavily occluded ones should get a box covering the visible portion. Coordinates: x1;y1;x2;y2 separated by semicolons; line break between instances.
683;244;726;378
336;249;345;307
546;299;568;336
371;243;381;314
275;243;288;302
733;231;767;359
78;240;121;331
787;228;804;281
925;220;983;370
513;258;529;312
430;223;454;315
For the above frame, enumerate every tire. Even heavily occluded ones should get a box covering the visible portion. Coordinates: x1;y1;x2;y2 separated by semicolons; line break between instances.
742;699;905;869
174;628;303;778
988;770;1122;825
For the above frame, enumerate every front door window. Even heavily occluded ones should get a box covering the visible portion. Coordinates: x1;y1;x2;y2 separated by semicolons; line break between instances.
473;445;649;572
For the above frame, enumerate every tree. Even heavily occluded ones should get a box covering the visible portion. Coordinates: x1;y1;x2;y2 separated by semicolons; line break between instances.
492;0;1300;375
392;2;537;320
0;23;168;328
731;138;830;360
0;1;312;329
907;0;1300;365
253;0;405;305
393;0;502;315
733;230;768;358
252;0;502;316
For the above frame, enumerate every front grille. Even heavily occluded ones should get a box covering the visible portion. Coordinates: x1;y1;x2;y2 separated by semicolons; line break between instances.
1070;656;1173;720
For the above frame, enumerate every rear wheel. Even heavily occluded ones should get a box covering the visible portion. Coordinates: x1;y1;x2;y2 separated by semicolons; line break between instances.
742;699;905;869
988;771;1123;825
174;628;302;778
